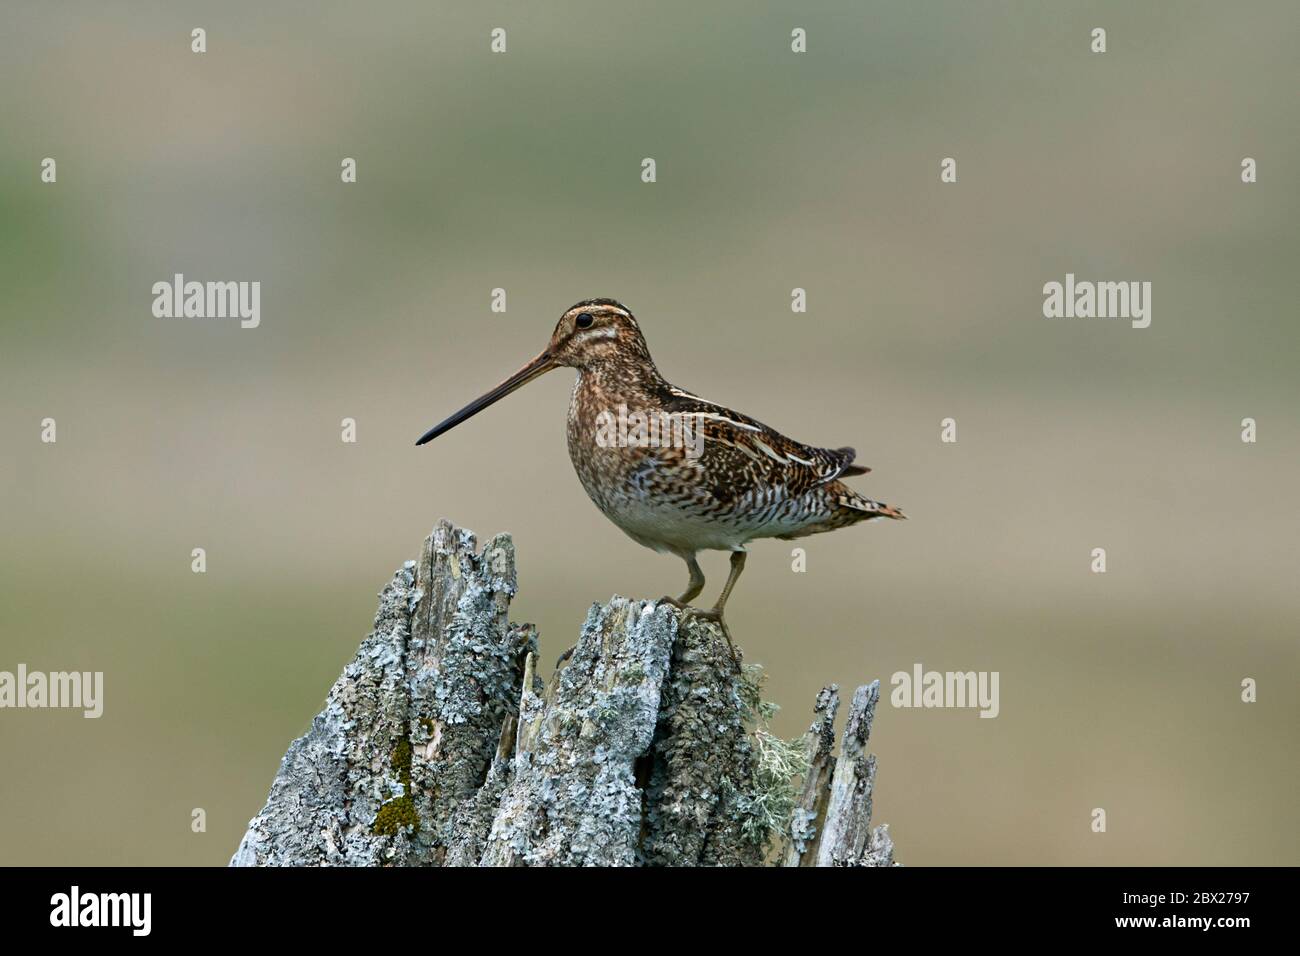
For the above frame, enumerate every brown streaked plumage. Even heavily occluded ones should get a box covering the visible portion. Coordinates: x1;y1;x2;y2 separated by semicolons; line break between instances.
417;298;905;658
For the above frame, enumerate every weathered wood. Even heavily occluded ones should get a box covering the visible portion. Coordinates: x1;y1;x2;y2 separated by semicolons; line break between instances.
781;685;840;866
479;598;678;865
231;519;898;867
812;681;899;867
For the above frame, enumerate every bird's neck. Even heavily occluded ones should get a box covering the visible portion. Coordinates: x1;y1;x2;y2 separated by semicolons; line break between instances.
575;354;666;405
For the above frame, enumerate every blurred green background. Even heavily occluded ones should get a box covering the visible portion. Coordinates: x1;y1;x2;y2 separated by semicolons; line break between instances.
2;1;1297;866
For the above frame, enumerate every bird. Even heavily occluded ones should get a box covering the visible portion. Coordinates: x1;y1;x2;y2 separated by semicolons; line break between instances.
416;298;904;659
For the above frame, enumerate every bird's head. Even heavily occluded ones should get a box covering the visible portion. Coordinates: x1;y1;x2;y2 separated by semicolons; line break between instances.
415;298;651;446
546;299;651;370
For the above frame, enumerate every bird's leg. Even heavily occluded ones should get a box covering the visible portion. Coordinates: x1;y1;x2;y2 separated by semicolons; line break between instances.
683;551;747;667
657;555;705;610
711;550;747;618
680;555;706;605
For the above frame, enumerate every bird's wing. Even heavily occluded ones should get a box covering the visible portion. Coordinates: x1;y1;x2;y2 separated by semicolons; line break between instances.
658;385;870;495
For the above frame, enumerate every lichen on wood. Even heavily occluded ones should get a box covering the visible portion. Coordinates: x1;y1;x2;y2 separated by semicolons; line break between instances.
231;518;898;867
786;681;899;867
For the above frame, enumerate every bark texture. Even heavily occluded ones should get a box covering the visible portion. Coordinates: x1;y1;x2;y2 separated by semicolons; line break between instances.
231;519;898;867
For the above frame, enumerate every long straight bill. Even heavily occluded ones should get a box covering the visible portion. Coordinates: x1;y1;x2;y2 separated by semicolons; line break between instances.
415;350;556;445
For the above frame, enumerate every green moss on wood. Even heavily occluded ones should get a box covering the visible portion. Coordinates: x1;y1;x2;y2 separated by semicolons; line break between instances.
391;738;413;781
372;795;418;835
371;738;418;836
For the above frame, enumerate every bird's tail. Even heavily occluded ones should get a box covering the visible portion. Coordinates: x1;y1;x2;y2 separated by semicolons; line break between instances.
837;489;906;521
777;482;906;539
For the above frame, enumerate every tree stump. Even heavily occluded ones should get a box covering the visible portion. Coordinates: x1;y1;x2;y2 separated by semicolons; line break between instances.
230;519;898;867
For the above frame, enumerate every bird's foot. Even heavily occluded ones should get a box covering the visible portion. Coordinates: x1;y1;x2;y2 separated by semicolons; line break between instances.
554;644;577;670
662;603;742;672
656;595;692;612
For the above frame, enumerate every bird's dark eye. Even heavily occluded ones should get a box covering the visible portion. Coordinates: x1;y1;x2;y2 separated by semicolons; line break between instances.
576;312;594;329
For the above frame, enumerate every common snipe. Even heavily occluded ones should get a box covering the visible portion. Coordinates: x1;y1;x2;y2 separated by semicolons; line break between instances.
417;299;905;656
